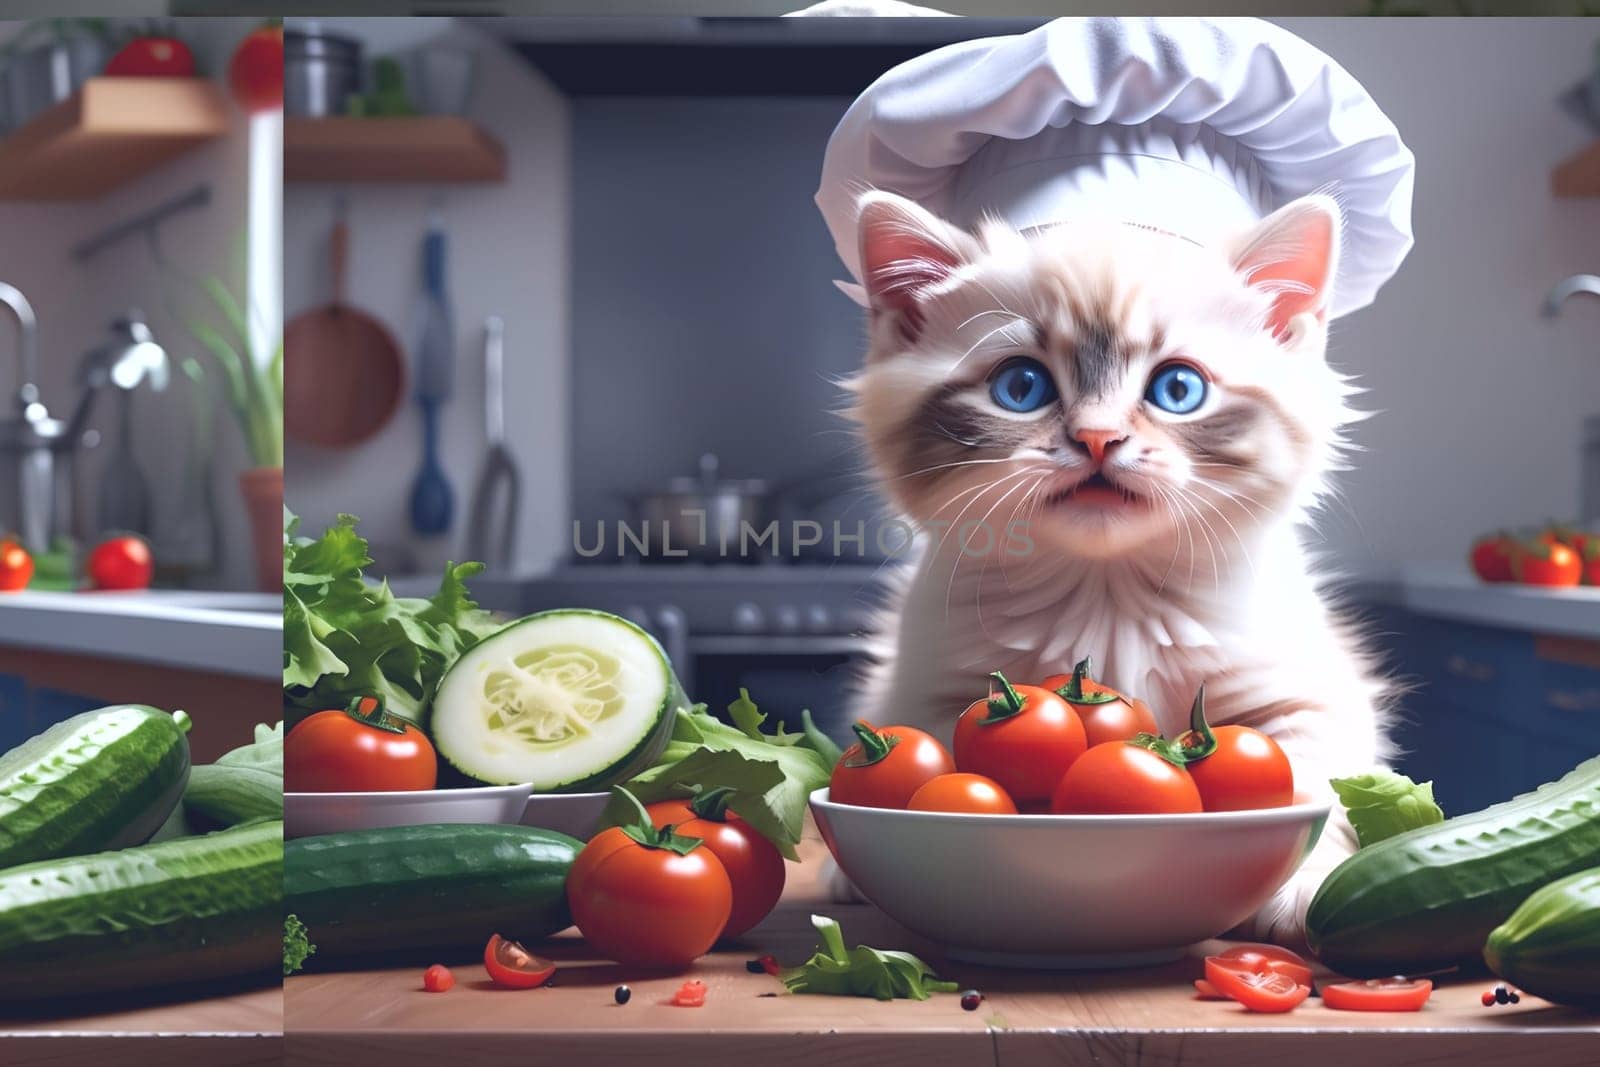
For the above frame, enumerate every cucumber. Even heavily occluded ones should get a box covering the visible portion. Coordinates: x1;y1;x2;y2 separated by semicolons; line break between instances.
431;609;685;792
1484;868;1600;1006
1307;755;1600;976
0;819;282;1000
0;705;192;868
185;764;282;827
285;823;579;964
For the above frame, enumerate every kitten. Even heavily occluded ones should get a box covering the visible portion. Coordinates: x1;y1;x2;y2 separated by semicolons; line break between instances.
839;189;1394;947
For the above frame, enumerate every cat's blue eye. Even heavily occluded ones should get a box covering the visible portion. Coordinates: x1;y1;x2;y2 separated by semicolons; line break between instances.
989;358;1058;413
1145;363;1207;415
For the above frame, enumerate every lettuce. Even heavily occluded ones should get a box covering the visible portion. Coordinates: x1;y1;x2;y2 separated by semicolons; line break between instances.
1331;771;1445;848
282;512;501;724
780;915;958;1001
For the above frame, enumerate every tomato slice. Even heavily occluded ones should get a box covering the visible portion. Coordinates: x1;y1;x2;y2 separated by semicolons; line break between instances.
1193;978;1227;1000
1321;978;1433;1012
483;933;556;989
1214;943;1314;988
671;979;708;1007
1204;957;1311;1013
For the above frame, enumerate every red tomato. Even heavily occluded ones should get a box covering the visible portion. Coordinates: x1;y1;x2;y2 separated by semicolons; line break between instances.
105;37;196;77
284;696;438;793
87;535;153;590
1050;741;1202;814
1214;943;1314;988
1174;686;1294;812
1041;657;1161;747
1204;957;1310;1013
1469;534;1515;583
954;673;1087;806
647;792;786;939
1321;978;1433;1012
421;964;454;993
0;540;32;591
483;934;556;989
907;772;1018;815
1511;539;1582;586
228;25;283;113
830;722;954;810
567;814;732;970
670;979;708;1007
1586;543;1600;587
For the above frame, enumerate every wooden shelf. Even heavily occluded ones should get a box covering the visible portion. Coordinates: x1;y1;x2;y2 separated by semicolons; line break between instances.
0;78;230;201
1552;141;1600;197
284;117;506;184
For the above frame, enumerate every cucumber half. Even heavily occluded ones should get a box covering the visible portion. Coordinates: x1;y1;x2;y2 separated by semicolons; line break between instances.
431;609;684;793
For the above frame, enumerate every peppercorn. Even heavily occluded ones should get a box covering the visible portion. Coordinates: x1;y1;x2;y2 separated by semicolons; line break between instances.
1509;992;1521;1005
614;985;632;1005
960;990;983;1012
745;959;766;974
1494;985;1510;1005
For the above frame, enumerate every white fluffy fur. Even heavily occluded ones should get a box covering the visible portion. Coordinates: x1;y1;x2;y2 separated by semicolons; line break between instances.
839;191;1394;947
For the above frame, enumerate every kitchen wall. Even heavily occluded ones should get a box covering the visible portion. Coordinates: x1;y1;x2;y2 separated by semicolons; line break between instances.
282;18;571;578
0;19;263;590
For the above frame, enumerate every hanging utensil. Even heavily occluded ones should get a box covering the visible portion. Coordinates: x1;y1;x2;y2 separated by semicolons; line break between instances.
466;316;520;569
408;213;455;537
284;199;405;448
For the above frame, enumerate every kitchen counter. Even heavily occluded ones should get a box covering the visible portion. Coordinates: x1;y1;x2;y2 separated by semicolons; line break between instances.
284;831;1599;1067
0;590;279;679
0;981;280;1067
1361;562;1600;640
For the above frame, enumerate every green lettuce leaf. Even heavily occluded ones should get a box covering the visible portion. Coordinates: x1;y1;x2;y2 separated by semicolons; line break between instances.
282;512;501;724
1331;770;1445;848
780;915;958;1001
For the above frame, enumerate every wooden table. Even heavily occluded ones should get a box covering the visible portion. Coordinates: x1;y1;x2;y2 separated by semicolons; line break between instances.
0;979;281;1066
285;829;1600;1066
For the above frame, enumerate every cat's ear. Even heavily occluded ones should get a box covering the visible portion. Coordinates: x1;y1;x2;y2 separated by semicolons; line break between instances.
858;191;973;341
1230;195;1341;344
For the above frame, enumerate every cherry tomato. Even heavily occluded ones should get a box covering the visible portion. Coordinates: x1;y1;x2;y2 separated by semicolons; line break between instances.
1173;686;1294;811
1050;741;1201;814
1204;957;1310;1013
1511;539;1582;586
1469;534;1515;583
1585;542;1600;587
1041;657;1161;747
568;797;733;970
421;964;454;993
954;673;1087;806
284;696;438;793
907;772;1018;814
87;535;153;591
1214;943;1314;988
647;791;786;939
670;979;708;1007
0;540;32;591
228;25;283;113
483;934;556;989
1321;978;1433;1012
105;37;196;77
830;721;954;810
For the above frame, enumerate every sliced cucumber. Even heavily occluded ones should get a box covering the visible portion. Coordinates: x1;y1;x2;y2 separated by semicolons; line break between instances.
431;609;684;793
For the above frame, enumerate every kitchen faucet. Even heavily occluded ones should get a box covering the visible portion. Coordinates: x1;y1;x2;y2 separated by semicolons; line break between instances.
1542;274;1600;522
0;281;40;414
1543;273;1600;316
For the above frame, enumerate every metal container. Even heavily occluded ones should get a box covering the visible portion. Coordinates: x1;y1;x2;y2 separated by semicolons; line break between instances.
285;26;362;118
626;454;768;562
0;31;109;135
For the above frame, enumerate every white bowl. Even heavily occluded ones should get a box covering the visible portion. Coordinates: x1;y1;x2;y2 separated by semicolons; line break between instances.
810;787;1328;969
521;791;610;841
285;783;532;839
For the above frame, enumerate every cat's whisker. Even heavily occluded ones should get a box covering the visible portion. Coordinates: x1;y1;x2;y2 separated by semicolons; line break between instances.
1178;485;1259;582
954;473;1042;620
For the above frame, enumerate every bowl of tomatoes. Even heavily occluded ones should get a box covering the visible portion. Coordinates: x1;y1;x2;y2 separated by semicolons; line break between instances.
809;662;1329;967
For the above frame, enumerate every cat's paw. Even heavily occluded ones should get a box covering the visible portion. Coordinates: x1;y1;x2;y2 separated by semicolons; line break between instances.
818;854;868;903
1237;866;1323;953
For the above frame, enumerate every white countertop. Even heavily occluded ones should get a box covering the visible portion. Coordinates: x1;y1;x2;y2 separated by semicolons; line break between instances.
0;590;281;679
1373;562;1600;640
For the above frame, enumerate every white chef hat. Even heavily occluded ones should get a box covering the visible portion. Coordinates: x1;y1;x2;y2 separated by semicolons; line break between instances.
816;17;1415;318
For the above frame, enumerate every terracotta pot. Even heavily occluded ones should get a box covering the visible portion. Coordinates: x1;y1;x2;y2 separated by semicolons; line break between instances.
239;466;283;593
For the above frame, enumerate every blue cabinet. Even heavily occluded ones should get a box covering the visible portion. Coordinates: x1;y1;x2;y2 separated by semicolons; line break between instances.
1363;603;1600;815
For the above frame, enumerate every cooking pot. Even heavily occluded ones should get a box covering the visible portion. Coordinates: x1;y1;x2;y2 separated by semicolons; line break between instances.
0;29;109;135
623;453;768;562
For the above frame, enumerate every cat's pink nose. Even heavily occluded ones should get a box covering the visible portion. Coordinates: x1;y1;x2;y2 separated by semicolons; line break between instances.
1073;428;1128;466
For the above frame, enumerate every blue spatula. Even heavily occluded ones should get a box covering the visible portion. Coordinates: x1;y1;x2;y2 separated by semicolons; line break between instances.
409;219;455;537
